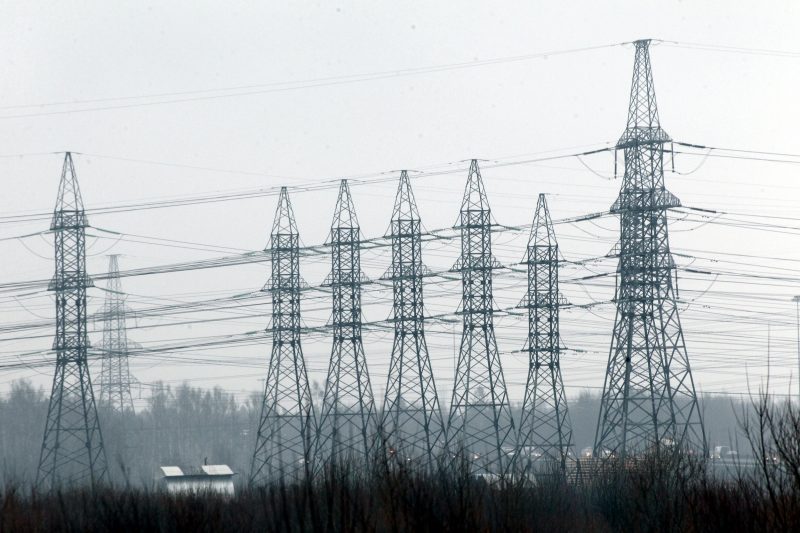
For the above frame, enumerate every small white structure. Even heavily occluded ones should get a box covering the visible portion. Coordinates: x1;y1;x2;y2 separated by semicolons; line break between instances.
159;464;236;496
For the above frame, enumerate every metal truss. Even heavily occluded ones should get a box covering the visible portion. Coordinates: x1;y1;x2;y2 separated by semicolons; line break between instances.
379;171;444;471
516;194;574;476
595;40;705;458
36;152;108;489
251;187;316;484
445;160;515;477
97;255;137;413
315;180;377;472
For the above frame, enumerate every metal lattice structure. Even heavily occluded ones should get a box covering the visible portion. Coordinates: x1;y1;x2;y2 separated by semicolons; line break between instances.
97;255;136;413
315;180;377;470
594;40;705;457
36;152;108;489
379;171;444;470
516;194;574;474
445;160;515;476
251;187;316;484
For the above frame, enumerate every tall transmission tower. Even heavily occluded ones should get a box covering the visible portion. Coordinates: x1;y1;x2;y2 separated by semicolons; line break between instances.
445;160;515;476
379;171;444;469
594;40;705;457
516;194;573;475
36;152;108;488
251;187;316;484
315;179;377;471
97;255;136;413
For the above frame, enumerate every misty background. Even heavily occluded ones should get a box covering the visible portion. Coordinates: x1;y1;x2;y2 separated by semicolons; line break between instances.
0;2;799;478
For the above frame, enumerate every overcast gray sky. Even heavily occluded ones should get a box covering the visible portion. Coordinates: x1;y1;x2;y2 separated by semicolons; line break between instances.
1;1;799;409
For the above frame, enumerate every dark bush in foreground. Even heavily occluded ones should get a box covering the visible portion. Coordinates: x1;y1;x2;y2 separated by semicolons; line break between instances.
2;456;800;533
3;389;800;531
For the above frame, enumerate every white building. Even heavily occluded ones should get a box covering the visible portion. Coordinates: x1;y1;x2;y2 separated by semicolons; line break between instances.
159;464;236;496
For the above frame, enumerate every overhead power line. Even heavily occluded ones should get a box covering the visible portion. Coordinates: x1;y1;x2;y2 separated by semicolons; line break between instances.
0;43;624;120
660;40;800;59
0;145;617;225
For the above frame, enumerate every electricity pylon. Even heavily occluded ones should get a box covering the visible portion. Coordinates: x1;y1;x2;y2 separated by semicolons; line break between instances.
97;255;136;413
251;187;316;484
445;160;515;476
36;152;108;489
595;40;705;457
379;171;444;470
315;180;378;472
516;194;573;476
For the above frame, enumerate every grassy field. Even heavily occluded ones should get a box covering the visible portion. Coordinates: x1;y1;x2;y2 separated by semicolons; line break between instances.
2;455;800;532
3;387;799;531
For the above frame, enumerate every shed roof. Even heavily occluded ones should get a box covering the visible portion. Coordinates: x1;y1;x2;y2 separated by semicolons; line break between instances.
202;464;234;476
159;465;235;478
160;466;184;477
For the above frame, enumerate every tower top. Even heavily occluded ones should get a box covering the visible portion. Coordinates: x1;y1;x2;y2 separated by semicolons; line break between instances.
331;179;360;230
459;160;491;214
271;187;299;237
104;254;124;295
390;170;420;223
528;194;557;249
617;39;670;148
51;152;88;229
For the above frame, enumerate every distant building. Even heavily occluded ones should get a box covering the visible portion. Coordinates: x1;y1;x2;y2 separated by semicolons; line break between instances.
158;464;236;496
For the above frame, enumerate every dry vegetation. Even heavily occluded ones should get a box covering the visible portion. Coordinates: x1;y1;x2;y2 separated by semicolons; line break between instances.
1;455;799;532
2;384;800;531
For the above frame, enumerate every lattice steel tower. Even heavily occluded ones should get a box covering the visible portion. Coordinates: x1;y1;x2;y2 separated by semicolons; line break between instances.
36;152;108;488
516;194;573;474
251;187;316;484
315;180;377;470
379;171;444;469
595;40;705;457
98;255;136;413
445;160;515;476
